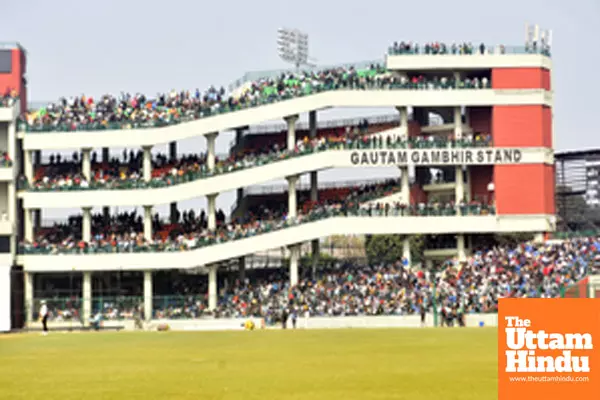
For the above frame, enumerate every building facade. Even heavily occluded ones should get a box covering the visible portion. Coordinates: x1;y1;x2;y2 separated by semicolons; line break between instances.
0;43;554;331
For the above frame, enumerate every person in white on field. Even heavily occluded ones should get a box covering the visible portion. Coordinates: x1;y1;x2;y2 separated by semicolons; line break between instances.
39;300;49;335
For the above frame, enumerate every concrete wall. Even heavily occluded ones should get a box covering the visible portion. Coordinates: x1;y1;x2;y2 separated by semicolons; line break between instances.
386;53;551;71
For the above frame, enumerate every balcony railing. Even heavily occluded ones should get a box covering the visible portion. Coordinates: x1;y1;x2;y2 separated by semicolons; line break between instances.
23;137;492;192
387;44;551;57
19;202;495;256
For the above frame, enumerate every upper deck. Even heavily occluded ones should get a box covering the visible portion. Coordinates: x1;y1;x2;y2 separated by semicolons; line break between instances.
17;45;553;151
20;88;551;150
386;45;551;71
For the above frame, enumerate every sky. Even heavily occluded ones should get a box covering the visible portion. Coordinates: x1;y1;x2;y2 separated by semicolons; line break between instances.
1;0;597;222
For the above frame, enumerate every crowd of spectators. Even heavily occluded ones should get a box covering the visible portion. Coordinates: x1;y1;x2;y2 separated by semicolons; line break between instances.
0;152;12;167
19;64;490;133
389;41;550;56
22;179;449;255
389;42;491;55
38;236;599;322
25;131;492;191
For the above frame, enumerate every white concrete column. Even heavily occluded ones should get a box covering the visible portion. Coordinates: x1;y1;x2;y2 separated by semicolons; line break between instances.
82;148;91;181
454;106;463;140
207;193;217;230
396;106;409;139
425;259;434;269
285;115;299;151
289;245;300;286
206;132;218;172
208;265;217;311
83;271;92;326
24;150;33;183
144;271;153;321
24;208;33;242
533;233;545;243
401;167;410;204
24;272;33;325
455;167;465;208
143;205;153;241
82;207;91;243
0;266;10;332
464;107;471;128
7;121;15;166
457;234;466;261
402;237;411;266
143;145;152;182
454;71;462;88
7;183;15;226
287;175;298;219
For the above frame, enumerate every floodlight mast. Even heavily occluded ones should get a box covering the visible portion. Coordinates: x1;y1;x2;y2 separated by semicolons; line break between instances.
277;28;312;71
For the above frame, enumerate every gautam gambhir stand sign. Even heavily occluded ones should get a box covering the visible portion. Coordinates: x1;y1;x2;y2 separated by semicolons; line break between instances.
350;148;524;166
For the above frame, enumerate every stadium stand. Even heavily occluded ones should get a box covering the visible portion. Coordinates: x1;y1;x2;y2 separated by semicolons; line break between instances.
0;38;559;332
34;237;599;324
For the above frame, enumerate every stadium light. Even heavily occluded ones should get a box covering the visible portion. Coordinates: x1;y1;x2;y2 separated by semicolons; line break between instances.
277;27;312;70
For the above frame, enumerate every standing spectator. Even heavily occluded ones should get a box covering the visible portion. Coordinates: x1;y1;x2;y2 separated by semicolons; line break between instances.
291;306;298;329
281;308;288;330
39;300;49;336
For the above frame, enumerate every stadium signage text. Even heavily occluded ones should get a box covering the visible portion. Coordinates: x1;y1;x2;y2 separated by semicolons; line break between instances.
350;149;523;166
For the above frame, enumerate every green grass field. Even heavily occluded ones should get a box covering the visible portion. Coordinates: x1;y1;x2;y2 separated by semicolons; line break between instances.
0;328;498;400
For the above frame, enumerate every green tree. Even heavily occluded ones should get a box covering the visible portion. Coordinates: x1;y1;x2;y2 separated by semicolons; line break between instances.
365;234;424;265
493;233;534;247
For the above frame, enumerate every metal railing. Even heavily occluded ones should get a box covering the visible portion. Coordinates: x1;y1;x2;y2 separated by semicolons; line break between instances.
387;44;551;57
245;178;395;195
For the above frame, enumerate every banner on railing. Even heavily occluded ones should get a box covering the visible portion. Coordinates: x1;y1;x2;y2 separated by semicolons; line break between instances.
350;148;523;166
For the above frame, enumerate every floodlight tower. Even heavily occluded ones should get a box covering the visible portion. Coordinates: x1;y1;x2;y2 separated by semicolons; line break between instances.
277;28;314;70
